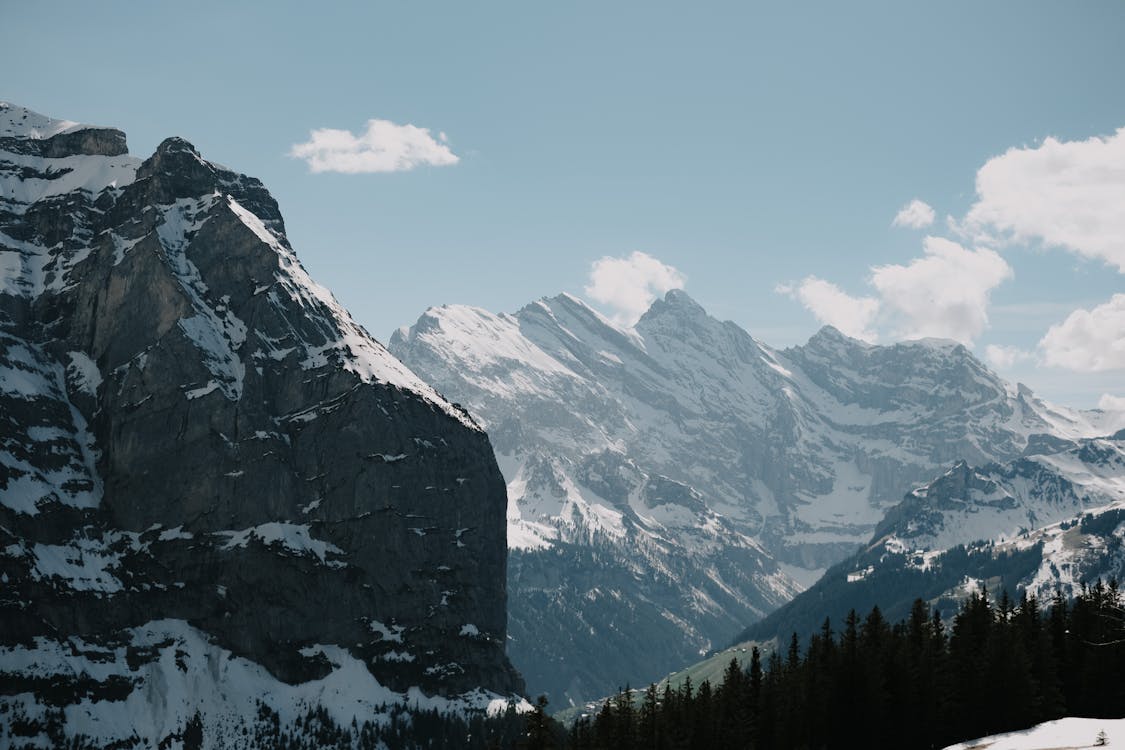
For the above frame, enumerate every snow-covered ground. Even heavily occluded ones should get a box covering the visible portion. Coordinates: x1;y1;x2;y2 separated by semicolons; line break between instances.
945;717;1125;750
0;619;530;748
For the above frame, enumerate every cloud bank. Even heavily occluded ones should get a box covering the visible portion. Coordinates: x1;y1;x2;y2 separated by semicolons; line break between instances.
585;251;686;326
776;278;879;342
290;119;459;174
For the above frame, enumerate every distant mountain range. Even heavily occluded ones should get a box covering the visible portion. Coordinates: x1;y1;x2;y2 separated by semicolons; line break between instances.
392;289;1123;705
739;428;1125;647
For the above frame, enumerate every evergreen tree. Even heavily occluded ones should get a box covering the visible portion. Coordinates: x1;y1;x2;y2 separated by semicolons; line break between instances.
639;683;660;750
582;582;1125;750
526;695;553;750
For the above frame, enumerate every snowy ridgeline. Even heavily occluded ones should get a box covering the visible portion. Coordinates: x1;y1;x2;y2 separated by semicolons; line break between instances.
0;619;529;748
945;717;1125;750
393;290;1125;561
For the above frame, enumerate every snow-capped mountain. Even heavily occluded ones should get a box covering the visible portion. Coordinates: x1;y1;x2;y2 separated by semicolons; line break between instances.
0;103;523;747
738;430;1125;647
390;288;1120;704
876;432;1125;558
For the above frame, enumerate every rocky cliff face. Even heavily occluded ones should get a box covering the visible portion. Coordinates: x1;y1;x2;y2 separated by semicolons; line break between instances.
390;288;1122;705
0;103;523;748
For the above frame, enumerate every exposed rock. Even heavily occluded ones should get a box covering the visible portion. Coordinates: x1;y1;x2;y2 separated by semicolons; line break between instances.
0;102;522;747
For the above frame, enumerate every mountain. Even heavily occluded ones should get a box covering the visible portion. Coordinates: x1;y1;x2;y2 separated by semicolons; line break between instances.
390;289;1120;705
0;102;524;747
737;430;1125;646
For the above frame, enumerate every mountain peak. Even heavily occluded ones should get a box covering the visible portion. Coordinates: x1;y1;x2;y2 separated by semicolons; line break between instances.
134;135;221;199
801;325;871;356
810;324;855;343
520;293;628;334
662;287;701;308
637;288;706;326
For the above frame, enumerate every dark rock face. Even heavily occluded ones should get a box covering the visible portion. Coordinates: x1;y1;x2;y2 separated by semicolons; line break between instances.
0;126;128;158
0;103;521;746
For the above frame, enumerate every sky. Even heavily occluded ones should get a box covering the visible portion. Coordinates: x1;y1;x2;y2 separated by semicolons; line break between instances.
4;1;1123;408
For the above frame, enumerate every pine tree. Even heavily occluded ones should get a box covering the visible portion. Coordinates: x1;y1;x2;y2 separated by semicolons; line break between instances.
747;646;763;748
639;683;660;750
526;695;552;750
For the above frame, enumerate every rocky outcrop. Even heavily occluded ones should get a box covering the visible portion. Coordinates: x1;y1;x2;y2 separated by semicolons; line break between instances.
0;102;522;747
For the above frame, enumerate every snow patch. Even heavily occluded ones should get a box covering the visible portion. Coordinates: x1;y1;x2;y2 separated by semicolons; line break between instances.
216;523;345;568
157;195;247;401
943;717;1125;750
0;619;528;748
369;620;405;643
65;351;101;395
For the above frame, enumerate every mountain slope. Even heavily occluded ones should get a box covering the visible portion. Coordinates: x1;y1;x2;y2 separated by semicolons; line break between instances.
943;718;1125;750
0;102;523;748
737;431;1125;647
390;288;1119;704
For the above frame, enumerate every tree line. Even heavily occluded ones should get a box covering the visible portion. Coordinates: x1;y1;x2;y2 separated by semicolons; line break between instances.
556;581;1125;750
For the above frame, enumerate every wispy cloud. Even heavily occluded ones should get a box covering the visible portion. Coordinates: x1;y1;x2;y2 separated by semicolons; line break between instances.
892;199;935;229
585;251;686;326
984;344;1033;370
964;127;1125;272
290;119;459;174
776;278;879;342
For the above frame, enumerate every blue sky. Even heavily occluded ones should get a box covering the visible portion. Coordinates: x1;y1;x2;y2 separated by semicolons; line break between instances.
5;2;1123;407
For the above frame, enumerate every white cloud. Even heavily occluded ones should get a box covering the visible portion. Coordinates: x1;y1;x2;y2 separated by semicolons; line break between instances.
776;277;879;342
585;251;686;326
892;199;935;229
1038;294;1125;372
964;127;1125;272
870;237;1012;344
779;238;1010;345
1099;393;1125;412
290;119;459;174
984;344;1033;370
